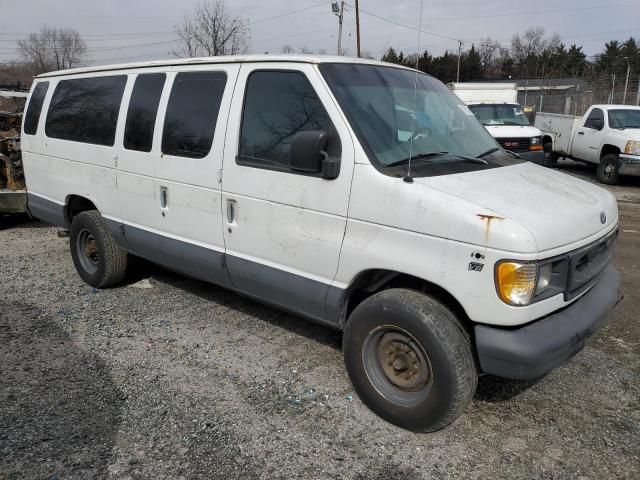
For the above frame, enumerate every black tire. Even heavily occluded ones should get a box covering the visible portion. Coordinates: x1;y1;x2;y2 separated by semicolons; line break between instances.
542;143;559;167
343;289;477;432
597;154;620;185
69;210;128;288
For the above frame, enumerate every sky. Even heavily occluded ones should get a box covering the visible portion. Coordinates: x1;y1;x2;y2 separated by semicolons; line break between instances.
0;0;639;65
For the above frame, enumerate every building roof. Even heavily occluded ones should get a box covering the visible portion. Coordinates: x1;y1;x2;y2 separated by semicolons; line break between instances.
36;54;412;79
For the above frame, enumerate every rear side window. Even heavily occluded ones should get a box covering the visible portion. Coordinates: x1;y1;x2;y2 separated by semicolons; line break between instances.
124;73;166;152
24;82;49;135
161;71;227;159
45;75;127;146
238;71;332;169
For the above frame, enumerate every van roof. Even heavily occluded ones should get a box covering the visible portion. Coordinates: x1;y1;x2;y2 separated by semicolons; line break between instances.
36;54;411;78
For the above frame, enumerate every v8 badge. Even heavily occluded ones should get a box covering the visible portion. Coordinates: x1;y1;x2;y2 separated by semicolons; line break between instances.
468;262;484;272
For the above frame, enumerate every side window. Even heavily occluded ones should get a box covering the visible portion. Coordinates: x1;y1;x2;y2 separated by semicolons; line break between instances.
124;73;166;152
238;70;334;170
45;75;127;146
161;71;227;159
24;81;49;135
584;108;604;130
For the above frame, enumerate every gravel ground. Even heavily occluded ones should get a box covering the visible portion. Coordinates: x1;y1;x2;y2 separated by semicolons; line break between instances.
1;163;639;479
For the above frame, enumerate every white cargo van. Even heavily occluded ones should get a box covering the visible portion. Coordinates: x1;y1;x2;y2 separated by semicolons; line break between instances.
451;82;545;162
22;56;620;432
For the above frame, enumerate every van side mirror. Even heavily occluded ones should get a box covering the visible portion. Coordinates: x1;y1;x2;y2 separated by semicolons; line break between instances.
289;130;340;179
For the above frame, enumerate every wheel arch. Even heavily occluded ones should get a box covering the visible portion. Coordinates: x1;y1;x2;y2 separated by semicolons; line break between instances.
600;144;620;159
64;194;98;227
541;134;554;148
337;269;472;333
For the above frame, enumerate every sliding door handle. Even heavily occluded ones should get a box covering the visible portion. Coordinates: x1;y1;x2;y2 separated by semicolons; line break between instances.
160;186;168;208
227;199;236;223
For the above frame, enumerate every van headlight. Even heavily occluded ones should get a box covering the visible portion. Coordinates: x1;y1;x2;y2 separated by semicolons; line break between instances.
495;261;560;306
530;136;541;146
624;140;640;156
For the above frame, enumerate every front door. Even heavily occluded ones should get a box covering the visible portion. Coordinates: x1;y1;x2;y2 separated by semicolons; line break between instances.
572;108;605;163
221;63;354;323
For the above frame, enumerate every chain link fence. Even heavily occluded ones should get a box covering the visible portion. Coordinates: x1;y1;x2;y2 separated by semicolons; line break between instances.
517;75;640;117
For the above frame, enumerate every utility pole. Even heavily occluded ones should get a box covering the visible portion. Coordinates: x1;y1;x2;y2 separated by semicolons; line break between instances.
456;40;462;83
610;73;616;104
623;56;630;104
332;2;345;56
636;76;640;106
355;0;361;57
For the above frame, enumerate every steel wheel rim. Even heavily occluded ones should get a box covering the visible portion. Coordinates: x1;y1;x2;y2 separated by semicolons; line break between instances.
604;162;615;177
362;326;433;407
76;228;99;274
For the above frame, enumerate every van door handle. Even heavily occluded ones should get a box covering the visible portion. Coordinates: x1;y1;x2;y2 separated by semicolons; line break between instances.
160;186;168;208
578;131;585;135
227;199;236;223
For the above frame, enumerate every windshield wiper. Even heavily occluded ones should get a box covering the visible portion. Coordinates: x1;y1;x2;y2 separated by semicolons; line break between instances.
385;151;488;168
476;147;500;158
385;151;450;168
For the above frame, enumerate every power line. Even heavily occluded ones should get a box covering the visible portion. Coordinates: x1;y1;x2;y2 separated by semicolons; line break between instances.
249;1;331;25
423;2;639;23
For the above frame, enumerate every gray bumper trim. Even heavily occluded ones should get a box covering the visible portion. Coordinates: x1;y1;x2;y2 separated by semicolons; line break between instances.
475;265;620;380
27;193;68;227
517;149;545;162
619;154;640;176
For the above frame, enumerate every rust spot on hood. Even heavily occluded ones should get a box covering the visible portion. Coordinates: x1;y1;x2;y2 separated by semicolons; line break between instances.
477;213;505;244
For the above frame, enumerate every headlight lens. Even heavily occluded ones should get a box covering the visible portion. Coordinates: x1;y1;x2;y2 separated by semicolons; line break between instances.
530;136;541;146
624;140;640;155
535;263;553;295
496;262;537;306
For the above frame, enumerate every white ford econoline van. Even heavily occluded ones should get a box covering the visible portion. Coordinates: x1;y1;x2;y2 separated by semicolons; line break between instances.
22;55;620;432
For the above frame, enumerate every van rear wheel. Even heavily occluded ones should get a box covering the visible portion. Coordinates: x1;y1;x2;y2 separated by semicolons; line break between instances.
70;210;128;288
597;154;620;185
343;289;477;432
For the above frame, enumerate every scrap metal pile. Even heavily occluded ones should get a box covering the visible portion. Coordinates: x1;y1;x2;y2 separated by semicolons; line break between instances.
0;113;24;191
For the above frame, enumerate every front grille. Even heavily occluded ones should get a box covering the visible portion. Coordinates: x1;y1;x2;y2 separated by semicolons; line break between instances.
566;230;617;299
497;137;530;152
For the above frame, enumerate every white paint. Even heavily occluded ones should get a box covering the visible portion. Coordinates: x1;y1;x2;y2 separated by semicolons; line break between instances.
535;105;640;164
22;57;618;329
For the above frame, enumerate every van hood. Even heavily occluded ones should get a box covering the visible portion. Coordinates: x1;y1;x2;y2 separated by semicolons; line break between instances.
485;125;541;139
420;161;618;253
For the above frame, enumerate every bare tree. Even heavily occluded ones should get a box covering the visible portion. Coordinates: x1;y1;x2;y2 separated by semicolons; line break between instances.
478;38;500;70
17;26;86;73
281;45;295;54
511;27;547;65
174;0;250;57
298;46;313;55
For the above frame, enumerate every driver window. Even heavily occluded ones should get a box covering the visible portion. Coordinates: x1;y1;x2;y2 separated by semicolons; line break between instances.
584;108;604;130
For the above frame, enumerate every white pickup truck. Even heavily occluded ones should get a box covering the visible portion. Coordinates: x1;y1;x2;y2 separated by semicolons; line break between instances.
535;105;640;184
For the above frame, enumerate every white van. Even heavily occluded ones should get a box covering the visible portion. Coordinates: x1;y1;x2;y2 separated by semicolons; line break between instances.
22;56;620;432
451;82;545;162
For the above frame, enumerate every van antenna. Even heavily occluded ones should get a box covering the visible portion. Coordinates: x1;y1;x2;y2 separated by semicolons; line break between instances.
404;0;424;184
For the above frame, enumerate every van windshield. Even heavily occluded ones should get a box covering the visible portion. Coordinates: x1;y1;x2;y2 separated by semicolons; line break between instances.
319;63;513;175
467;104;531;126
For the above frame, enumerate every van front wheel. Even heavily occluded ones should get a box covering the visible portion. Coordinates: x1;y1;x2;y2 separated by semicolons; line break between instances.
343;289;477;432
70;210;128;288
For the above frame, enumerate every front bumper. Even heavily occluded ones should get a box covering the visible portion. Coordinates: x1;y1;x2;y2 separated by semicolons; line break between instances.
619;154;640;176
474;264;620;380
517;149;545;162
